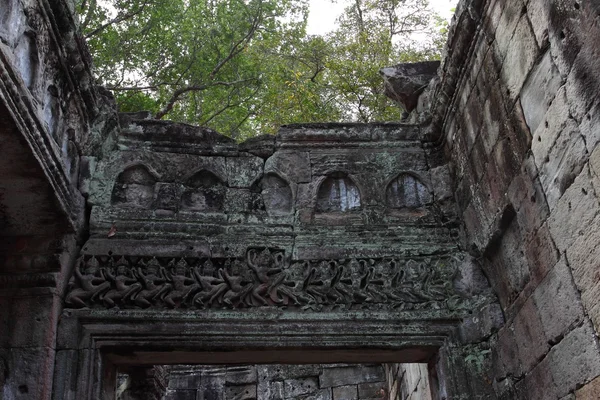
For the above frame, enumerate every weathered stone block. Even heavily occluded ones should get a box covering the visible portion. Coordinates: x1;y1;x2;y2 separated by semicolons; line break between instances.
575;375;600;399
0;347;56;400
513;298;549;373
226;156;264;188
538;120;586;210
257;379;284;400
226;366;257;385
264;151;311;184
565;213;600;332
319;366;384;389
525;0;549;48
509;173;550;235
357;381;386;398
494;0;526;60
549;321;600;398
522;354;557;400
0;293;59;348
546;0;590;79
521;51;562;135
524;223;558;284
492;325;521;380
430;164;453;201
481;82;505;156
225;383;256;400
164;390;197;400
460;303;504;344
332;385;357;400
589;141;600;196
548;165;600;253
484;217;530;309
501;15;539;103
284;377;319;398
532;260;585;344
531;86;570;171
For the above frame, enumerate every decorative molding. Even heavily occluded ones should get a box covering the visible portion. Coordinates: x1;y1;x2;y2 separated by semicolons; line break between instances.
65;248;467;311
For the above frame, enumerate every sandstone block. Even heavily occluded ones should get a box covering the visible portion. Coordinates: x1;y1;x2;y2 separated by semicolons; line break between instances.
225;383;256;400
548;165;600;253
513;298;550;373
549;321;600;398
501;15;539;103
319;366;384;389
284;377;319;398
524;223;558;283
494;0;526;60
532;259;585;344
430;164;453;201
332;385;358;400
538;120;587;210
531;86;570;170
589;144;600;196
492;326;522;380
521;51;562;135
523;354;558;400
264;151;311;184
226;156;264;188
357;381;386;398
576;375;600;399
525;0;550;48
226;366;257;385
565;213;600;332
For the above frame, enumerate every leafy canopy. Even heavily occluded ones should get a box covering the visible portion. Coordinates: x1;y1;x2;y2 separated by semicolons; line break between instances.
78;0;446;139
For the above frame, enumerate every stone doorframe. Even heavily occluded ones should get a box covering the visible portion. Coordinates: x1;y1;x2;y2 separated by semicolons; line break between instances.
53;309;465;400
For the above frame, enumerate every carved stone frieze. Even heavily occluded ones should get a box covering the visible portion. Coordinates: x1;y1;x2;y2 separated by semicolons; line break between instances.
65;248;466;311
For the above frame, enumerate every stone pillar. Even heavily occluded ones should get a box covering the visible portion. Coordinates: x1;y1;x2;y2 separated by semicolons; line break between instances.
117;366;170;400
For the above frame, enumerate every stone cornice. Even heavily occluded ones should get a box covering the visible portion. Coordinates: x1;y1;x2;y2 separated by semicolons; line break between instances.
0;45;83;232
427;0;488;145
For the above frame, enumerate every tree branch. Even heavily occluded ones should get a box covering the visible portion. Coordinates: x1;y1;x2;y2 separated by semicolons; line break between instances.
154;78;256;120
85;1;149;39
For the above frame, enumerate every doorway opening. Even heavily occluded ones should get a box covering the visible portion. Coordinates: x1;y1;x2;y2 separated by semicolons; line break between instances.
116;363;434;400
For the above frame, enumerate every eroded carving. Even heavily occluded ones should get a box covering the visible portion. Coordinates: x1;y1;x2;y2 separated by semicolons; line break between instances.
112;165;157;208
386;173;432;208
65;249;465;311
316;173;361;212
181;170;225;211
260;173;293;215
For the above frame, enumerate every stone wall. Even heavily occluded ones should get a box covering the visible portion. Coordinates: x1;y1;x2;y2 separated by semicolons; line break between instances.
0;0;115;398
418;0;600;397
161;364;387;400
2;0;600;398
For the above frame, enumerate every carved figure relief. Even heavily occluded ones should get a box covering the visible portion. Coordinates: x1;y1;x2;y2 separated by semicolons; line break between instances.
260;173;293;215
386;173;432;208
65;249;463;311
316;173;361;212
111;164;157;208
180;170;225;211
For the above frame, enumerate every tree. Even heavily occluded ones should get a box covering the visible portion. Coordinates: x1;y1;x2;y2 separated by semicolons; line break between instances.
323;0;445;122
78;0;446;138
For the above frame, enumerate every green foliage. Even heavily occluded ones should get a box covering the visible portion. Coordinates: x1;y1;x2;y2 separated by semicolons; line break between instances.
78;0;447;139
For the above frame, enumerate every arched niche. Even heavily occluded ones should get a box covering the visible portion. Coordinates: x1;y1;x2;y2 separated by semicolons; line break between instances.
111;165;157;208
180;170;225;212
316;172;361;212
385;173;432;209
261;173;293;215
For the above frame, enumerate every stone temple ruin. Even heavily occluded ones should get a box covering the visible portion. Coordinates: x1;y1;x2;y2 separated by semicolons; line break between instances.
1;0;600;398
